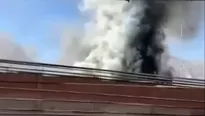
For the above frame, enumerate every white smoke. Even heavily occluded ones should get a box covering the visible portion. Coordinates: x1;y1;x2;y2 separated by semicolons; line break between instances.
165;1;204;39
74;0;130;71
169;57;204;79
0;34;36;61
59;0;204;79
58;27;88;66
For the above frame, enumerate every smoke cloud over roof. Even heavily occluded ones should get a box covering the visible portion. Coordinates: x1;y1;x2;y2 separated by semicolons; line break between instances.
1;0;202;79
60;0;203;79
57;0;204;79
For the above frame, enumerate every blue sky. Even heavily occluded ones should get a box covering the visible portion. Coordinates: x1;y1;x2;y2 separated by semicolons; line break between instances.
0;0;83;63
168;21;204;61
0;0;204;63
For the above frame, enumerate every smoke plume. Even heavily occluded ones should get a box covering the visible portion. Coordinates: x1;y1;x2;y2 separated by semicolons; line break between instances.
0;34;36;61
122;0;203;76
74;0;129;71
58;28;89;65
66;0;204;79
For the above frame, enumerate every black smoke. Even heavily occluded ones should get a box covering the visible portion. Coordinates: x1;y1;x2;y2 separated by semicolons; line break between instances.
122;0;173;83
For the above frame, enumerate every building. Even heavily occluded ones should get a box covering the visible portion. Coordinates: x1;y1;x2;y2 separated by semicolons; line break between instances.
0;59;204;116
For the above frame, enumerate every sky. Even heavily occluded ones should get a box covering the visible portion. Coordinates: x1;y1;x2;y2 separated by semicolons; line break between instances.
0;0;204;64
